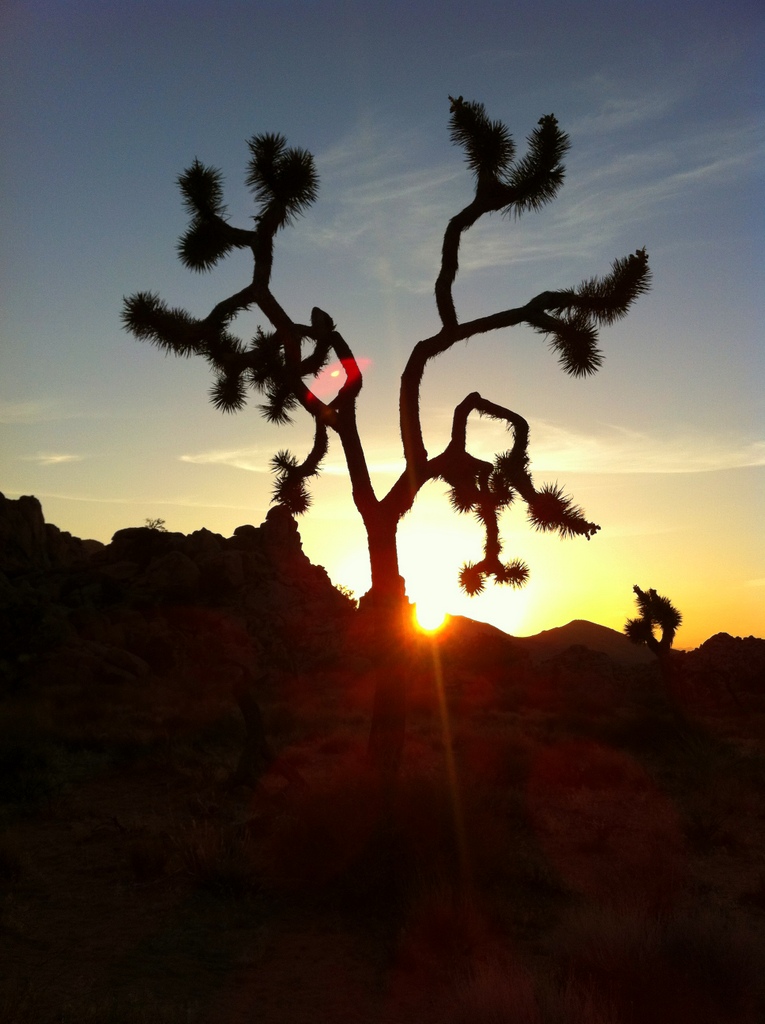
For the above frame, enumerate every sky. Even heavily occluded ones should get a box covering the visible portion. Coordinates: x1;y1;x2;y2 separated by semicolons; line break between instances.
1;0;763;648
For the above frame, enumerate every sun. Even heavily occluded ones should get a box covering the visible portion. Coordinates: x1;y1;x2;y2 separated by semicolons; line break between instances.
414;601;448;633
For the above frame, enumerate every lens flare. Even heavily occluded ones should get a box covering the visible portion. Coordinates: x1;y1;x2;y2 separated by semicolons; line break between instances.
310;357;372;398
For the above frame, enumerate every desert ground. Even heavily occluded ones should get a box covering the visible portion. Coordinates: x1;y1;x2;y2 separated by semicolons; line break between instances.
2;605;764;1024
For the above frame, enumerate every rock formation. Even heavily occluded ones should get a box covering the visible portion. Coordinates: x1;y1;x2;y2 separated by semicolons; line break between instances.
0;492;355;694
676;632;765;706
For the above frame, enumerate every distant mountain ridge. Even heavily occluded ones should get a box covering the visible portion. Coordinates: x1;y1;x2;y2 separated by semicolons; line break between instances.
510;618;655;665
441;616;654;666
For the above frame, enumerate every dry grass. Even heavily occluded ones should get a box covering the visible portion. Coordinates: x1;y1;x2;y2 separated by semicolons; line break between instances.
553;904;763;1024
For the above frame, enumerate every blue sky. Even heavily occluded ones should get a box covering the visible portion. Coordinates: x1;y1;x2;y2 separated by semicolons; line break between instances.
1;0;763;645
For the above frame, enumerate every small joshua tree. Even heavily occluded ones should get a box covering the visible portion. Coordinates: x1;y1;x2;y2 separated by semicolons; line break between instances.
624;585;683;659
624;585;685;717
122;98;651;773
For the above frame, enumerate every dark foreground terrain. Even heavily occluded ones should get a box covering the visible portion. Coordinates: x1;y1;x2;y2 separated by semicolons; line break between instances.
3;627;765;1023
2;495;765;1023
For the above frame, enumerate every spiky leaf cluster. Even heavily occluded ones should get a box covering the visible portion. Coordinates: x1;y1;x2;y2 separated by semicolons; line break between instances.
447;483;480;515
458;562;486;596
447;476;514;518
448;100;569;216
487;468;516;509
270;450;311;514
178;218;235;272
551;249;652;326
246;133;319;228
505;115;570;214
445;450;519;518
178;158;227;218
493;447;529;478
624;617;656;646
574;249;652;325
259;381;299;425
176;160;234;271
209;371;246;413
449;97;515;181
242;328;297;424
269;423;328;516
494;558;530;588
246;328;282;385
542;313;603;378
458;556;530;596
533;249;651;378
120;291;202;356
527;483;599;539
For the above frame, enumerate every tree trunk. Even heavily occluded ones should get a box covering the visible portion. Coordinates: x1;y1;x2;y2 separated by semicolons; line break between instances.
359;511;410;782
364;511;407;606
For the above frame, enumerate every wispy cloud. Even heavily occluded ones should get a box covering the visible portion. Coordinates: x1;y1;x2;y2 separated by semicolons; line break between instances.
559;119;763;237
180;446;405;478
570;80;682;135
458;118;763;274
302;123;466;293
0;397;106;425
181;427;764;480
180;448;272;472
301;104;763;295
21;452;85;466
0;400;52;425
1;490;258;511
454;417;765;475
534;426;765;475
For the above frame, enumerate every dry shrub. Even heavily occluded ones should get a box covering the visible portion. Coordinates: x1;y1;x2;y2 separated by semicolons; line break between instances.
262;760;383;892
388;880;515;1022
127;832;170;883
445;959;542;1024
738;873;765;911
454;728;532;789
555;904;763;1024
0;985;199;1024
541;975;620;1024
0;841;23;884
526;739;686;913
173;819;260;897
395;879;497;980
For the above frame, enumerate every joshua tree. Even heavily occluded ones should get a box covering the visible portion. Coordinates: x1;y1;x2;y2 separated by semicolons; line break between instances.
625;585;684;717
624;584;682;659
122;97;651;774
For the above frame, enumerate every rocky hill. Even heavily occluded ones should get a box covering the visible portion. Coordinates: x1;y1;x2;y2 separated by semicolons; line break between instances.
0;491;355;692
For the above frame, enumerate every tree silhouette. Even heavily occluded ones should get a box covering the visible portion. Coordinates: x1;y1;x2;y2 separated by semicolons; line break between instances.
624;584;689;720
122;98;651;774
624;584;682;658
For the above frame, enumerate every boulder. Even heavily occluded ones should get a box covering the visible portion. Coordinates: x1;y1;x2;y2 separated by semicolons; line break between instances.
140;550;201;600
183;527;224;561
106;527;184;567
682;632;765;699
0;492;49;573
45;522;103;568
